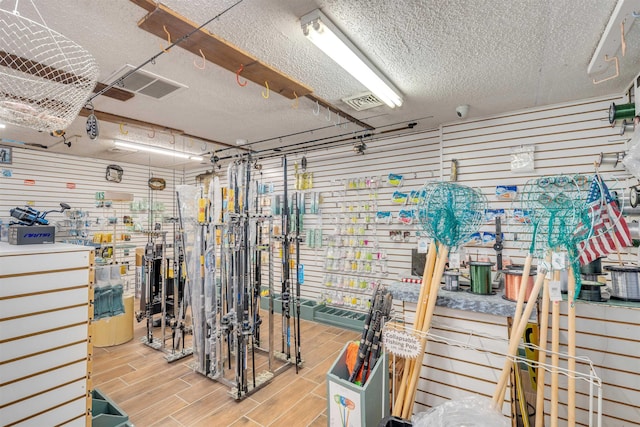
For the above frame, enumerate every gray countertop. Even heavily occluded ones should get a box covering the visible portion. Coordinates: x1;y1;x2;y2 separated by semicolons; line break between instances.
388;280;526;318
388;279;640;319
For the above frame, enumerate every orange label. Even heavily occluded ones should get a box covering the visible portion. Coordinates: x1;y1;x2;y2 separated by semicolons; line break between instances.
66;183;76;189
24;179;35;185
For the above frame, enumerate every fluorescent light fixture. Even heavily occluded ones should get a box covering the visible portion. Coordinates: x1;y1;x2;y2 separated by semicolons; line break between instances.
301;9;403;108
114;140;203;161
0;123;6;129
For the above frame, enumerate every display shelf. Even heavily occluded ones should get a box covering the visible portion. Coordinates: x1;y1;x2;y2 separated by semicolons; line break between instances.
0;243;93;426
314;305;366;330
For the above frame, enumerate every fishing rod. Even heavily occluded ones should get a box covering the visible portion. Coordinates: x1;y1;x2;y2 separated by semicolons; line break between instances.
197;187;209;375
281;155;291;359
363;292;392;383
349;286;383;383
294;192;302;371
291;194;298;372
87;0;244;103
251;173;263;386
242;158;252;393
213;122;418;164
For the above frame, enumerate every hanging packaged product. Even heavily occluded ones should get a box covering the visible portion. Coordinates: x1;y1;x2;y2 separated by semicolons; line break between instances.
391;191;408;204
397;209;415;225
387;173;403;186
510;145;535;173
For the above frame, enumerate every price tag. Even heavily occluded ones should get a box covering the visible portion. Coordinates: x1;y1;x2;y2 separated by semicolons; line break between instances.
417;238;429;253
551;252;567;270
449;252;461;269
549;280;563;302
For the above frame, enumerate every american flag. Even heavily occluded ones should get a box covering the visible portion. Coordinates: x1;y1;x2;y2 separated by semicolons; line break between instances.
576;175;632;265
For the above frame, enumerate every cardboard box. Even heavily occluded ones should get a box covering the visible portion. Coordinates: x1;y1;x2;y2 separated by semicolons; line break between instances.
8;225;55;244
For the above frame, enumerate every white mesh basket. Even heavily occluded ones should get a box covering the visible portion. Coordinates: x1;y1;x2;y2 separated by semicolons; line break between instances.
0;7;99;131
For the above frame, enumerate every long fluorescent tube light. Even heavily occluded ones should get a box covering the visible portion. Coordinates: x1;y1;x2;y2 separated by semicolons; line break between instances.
114;140;203;161
301;9;403;108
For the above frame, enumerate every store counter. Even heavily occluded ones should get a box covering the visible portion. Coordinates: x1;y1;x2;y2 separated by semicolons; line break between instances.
388;280;524;318
386;278;640;426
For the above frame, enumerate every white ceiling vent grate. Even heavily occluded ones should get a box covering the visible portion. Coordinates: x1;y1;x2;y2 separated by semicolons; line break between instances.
342;92;384;111
105;64;188;100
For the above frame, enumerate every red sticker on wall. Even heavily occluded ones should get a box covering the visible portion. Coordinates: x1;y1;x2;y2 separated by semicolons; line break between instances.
66;183;76;189
24;179;35;185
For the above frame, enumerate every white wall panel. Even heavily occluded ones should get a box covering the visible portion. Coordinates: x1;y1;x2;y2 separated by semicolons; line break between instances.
0;149;182;291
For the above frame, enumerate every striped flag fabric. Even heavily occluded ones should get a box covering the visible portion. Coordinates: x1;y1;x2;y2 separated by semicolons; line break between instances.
577;175;632;265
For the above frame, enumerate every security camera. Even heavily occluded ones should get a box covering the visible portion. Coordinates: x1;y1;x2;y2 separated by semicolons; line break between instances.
456;105;470;119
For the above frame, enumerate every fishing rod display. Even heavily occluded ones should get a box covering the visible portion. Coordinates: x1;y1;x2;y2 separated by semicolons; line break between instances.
177;155;300;400
275;156;303;371
136;227;193;362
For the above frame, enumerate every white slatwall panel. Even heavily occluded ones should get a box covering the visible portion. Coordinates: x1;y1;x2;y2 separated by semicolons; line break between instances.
439;94;638;426
403;303;513;418
0;148;180;291
538;303;640;426
441;94;636;267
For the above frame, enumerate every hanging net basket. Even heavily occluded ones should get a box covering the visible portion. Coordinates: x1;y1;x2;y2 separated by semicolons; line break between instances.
0;7;99;131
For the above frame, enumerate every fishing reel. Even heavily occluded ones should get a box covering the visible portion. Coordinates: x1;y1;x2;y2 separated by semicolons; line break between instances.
10;202;70;226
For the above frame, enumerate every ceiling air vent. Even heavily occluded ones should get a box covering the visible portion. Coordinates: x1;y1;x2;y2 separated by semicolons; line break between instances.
342;92;384;111
105;64;188;100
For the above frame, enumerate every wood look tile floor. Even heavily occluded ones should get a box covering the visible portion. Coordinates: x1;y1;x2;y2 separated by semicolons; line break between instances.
93;311;359;427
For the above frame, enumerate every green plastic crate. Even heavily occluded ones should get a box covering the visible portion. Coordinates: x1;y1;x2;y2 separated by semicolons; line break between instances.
92;388;132;427
314;306;366;331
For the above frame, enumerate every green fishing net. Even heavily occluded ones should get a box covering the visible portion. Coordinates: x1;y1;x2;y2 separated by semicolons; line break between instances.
417;182;486;248
514;174;594;298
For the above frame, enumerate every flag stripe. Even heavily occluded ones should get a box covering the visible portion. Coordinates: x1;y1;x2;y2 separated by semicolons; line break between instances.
577;176;632;265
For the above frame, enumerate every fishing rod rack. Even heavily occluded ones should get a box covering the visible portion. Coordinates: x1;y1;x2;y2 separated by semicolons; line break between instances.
180;156;303;400
271;191;305;371
137;229;193;362
384;316;603;426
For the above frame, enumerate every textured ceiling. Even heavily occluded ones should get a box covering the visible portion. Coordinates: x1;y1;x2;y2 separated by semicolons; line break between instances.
0;0;637;169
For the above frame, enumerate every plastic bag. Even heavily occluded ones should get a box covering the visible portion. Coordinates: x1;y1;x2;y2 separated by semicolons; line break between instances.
622;138;640;180
412;395;509;427
510;145;535;173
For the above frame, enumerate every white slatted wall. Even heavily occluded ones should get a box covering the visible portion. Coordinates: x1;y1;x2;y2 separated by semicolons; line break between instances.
402;303;514;418
541;303;640;426
0;148;180;292
441;94;636;267
439;94;639;426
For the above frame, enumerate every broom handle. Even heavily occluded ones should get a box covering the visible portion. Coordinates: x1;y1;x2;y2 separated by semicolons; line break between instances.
402;246;448;419
392;242;437;417
512;254;533;332
492;270;546;408
494;253;533;405
535;276;550;427
567;268;576;427
416;242;438;331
